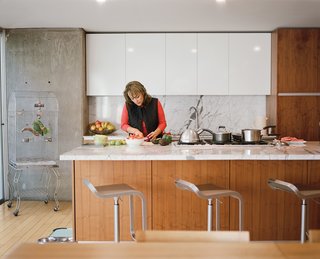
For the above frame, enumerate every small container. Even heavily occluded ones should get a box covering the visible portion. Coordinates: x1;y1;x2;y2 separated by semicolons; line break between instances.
94;135;108;146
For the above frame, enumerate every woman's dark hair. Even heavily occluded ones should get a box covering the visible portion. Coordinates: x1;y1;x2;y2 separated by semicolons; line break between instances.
123;81;152;106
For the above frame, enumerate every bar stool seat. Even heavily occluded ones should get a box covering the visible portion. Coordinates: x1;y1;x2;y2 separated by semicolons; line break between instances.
175;179;244;231
268;178;320;243
83;179;147;242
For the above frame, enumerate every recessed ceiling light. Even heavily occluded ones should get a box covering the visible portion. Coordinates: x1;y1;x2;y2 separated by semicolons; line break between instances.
216;0;226;3
96;0;107;3
253;46;261;52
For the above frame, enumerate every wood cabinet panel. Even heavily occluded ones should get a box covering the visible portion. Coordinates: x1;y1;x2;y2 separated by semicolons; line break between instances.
277;29;319;93
72;159;320;242
230;160;308;241
268;29;320;140
318;31;320;91
73;161;152;241
152;160;230;231
277;96;320;140
307;160;320;230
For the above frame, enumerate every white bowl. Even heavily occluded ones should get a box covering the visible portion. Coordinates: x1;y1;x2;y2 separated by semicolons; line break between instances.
125;138;144;147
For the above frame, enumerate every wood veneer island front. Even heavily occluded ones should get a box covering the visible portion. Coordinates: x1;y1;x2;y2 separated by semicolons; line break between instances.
61;143;320;241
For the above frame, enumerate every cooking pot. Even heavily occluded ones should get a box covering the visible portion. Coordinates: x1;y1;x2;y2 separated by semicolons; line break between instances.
263;125;276;136
179;128;214;144
213;126;232;144
242;129;261;143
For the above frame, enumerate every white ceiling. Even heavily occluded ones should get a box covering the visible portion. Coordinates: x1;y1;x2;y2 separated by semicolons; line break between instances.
1;0;320;32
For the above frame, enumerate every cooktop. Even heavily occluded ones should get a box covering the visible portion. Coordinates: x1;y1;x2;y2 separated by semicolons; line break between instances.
177;139;270;146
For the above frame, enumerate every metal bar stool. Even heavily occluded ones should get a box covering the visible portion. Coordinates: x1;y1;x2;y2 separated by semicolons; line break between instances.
175;179;244;231
83;179;147;242
268;178;320;243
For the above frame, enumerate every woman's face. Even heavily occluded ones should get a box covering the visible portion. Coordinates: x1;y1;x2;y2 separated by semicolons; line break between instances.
128;91;144;107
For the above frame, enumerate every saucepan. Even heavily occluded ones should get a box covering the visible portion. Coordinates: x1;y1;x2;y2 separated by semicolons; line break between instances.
242;129;262;143
263;125;276;136
212;126;232;144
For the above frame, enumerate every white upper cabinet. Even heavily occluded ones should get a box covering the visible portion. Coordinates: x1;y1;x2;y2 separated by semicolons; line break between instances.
197;33;229;95
228;33;271;95
86;33;271;96
86;34;125;96
125;34;165;95
165;33;197;95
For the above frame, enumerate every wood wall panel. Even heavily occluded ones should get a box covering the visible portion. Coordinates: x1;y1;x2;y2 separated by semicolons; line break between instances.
152;160;230;231
277;96;320;140
73;160;152;241
308;160;320;229
268;29;320;140
230;160;308;241
277;29;319;93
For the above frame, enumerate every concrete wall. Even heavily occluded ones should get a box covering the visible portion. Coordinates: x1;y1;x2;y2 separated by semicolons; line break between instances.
5;29;87;200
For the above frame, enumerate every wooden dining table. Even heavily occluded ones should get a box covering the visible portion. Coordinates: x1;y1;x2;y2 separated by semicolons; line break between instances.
5;241;320;258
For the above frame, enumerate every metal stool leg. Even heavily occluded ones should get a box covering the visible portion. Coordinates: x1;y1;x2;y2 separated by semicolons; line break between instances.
139;193;147;231
239;198;243;231
207;199;213;231
236;196;244;231
215;198;221;231
301;199;307;243
129;193;148;240
113;197;120;242
129;195;135;240
231;194;244;231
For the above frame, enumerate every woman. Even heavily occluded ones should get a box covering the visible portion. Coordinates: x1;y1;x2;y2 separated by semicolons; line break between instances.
121;81;167;140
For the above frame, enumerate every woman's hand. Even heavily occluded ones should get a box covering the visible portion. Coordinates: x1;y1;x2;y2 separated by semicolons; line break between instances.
147;128;161;140
130;129;143;138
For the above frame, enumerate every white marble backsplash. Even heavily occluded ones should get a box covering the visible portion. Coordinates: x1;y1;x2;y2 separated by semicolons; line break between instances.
89;95;268;135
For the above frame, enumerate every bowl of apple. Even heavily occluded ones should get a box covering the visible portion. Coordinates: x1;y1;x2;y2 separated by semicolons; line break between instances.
89;120;116;135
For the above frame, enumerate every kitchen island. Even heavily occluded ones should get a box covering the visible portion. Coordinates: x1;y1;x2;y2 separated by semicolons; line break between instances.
61;142;320;241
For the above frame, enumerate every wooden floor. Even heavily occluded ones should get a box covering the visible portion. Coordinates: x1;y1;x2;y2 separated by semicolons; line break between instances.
0;200;72;257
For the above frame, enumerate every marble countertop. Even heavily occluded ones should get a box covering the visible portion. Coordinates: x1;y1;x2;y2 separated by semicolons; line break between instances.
60;141;320;161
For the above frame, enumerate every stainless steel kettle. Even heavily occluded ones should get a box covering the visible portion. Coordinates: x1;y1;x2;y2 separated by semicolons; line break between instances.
179;128;202;144
179;106;214;144
179;128;214;144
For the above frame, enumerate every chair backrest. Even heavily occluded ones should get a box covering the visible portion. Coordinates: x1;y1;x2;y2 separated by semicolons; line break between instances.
175;179;200;194
135;230;250;243
309;229;320;242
